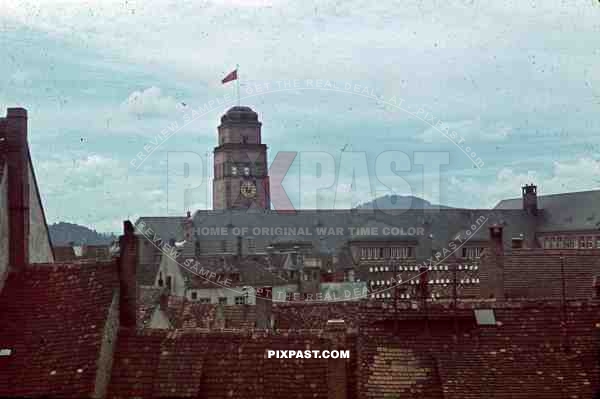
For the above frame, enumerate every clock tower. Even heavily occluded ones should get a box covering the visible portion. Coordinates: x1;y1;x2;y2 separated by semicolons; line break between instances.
213;106;270;210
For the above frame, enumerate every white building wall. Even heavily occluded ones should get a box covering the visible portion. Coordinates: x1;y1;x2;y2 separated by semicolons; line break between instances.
27;163;53;263
155;253;186;296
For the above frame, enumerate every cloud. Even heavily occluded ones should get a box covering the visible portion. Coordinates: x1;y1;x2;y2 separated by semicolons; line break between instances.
420;118;512;144
446;157;600;208
121;87;178;118
32;153;180;232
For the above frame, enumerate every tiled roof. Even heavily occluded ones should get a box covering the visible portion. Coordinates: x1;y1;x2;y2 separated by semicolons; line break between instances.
179;254;290;288
494;189;600;232
107;329;331;399
499;249;600;299
138;208;538;259
53;246;77;261
0;261;119;398
134;216;186;242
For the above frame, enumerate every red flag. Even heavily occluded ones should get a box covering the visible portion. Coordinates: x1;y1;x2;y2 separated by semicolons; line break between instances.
221;69;238;84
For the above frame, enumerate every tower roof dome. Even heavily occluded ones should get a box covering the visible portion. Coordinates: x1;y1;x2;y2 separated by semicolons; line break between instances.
220;106;260;125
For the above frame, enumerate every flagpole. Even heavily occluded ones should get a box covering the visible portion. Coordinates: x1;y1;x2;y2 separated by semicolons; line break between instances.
236;64;240;106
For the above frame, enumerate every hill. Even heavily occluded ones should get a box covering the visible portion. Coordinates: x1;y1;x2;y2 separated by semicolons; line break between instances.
353;194;453;210
48;222;117;246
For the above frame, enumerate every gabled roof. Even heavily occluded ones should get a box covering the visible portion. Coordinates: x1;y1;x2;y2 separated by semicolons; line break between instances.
494;189;600;232
0;261;119;398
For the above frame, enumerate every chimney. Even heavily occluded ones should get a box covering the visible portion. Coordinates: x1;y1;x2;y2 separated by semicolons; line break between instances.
3;108;30;271
118;221;137;328
183;210;193;241
489;224;504;256
522;183;538;216
325;320;347;399
255;286;273;329
159;292;169;311
418;265;429;305
480;225;505;299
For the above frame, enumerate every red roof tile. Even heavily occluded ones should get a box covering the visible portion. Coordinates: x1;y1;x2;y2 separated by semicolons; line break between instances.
0;261;119;398
108;330;332;399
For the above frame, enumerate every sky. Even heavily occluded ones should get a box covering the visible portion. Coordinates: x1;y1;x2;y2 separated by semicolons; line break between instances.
1;0;599;232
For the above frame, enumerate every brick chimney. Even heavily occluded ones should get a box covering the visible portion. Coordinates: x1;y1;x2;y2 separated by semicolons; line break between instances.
255;286;273;329
480;225;504;299
118;220;137;328
522;183;538;216
3;108;30;271
325;319;348;399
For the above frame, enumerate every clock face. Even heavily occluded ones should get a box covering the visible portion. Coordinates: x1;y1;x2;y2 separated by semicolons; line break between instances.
240;181;257;199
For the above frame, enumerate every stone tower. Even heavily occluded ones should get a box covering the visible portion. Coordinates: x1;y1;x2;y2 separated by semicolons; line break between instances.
212;106;270;210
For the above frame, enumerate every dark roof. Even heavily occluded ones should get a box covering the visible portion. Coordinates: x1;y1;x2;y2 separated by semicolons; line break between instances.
219;106;260;125
180;254;289;288
138;208;538;260
134;216;185;243
494;189;600;232
0;261;118;398
53;245;77;261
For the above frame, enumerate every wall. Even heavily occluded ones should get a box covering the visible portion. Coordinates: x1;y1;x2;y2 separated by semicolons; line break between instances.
27;162;53;263
92;292;119;399
0;162;8;290
155;252;186;296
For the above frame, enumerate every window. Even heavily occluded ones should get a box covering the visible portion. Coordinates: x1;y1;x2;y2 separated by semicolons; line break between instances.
360;247;380;259
199;298;211;304
191;291;198;300
166;276;173;292
596;238;600;249
247;238;256;253
157;272;164;287
231;165;238;176
242;135;248;144
195;241;201;257
235;296;246;305
219;297;228;305
244;166;250;176
463;247;482;258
